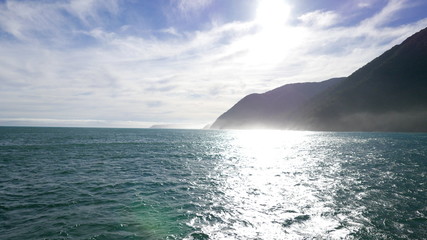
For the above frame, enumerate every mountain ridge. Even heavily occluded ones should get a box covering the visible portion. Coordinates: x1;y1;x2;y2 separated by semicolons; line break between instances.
211;27;427;132
211;78;345;129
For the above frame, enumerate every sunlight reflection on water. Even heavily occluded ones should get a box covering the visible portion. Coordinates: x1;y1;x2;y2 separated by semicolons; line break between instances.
2;128;426;239
187;130;357;239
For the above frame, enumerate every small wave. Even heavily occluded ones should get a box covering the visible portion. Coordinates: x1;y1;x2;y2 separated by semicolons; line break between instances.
282;214;311;228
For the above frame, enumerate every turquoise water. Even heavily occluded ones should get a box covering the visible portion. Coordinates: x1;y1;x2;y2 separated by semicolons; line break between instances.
0;127;426;239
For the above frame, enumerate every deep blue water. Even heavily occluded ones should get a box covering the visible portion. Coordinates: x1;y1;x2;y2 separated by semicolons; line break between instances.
0;127;426;239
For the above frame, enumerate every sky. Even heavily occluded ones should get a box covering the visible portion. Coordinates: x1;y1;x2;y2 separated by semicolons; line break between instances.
0;0;426;128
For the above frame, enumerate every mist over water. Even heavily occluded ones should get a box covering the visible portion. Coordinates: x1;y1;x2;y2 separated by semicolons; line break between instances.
1;127;426;239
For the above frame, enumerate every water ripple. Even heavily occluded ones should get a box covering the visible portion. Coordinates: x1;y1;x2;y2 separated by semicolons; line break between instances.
0;128;426;239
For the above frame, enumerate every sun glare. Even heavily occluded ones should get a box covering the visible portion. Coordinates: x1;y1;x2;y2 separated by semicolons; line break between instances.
232;130;306;158
240;0;304;67
255;0;290;28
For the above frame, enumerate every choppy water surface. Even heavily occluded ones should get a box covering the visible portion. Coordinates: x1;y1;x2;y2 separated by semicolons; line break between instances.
1;127;426;239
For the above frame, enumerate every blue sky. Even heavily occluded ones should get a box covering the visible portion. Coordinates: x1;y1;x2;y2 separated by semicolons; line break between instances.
1;0;426;128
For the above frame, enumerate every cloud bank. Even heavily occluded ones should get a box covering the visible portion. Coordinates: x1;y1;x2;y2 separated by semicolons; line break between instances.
0;0;426;127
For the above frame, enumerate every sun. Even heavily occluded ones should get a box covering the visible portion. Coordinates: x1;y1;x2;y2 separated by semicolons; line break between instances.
255;0;290;29
240;0;300;66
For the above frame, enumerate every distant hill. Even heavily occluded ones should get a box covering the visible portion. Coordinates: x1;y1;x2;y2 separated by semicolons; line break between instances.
211;27;427;132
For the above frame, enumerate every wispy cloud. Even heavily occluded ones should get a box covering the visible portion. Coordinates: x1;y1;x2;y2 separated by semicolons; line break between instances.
0;0;426;127
0;0;119;43
360;0;407;27
298;10;340;28
173;0;213;14
69;0;120;25
358;2;372;8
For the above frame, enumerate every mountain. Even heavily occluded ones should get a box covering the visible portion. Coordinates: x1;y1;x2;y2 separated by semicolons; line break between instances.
211;27;427;132
211;77;345;129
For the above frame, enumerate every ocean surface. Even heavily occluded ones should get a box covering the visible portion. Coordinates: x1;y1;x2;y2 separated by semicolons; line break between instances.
0;127;426;240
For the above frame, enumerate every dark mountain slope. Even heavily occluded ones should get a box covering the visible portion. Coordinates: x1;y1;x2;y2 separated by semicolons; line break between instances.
211;78;344;129
295;27;427;131
211;27;427;132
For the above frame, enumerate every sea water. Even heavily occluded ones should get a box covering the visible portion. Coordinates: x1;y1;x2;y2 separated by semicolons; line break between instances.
0;127;426;239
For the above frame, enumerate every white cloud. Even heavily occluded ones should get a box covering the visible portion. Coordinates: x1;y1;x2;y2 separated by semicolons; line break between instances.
0;1;65;41
0;0;426;127
360;0;407;27
298;10;340;28
358;2;372;8
160;27;181;36
69;0;120;25
173;0;213;14
0;0;119;43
